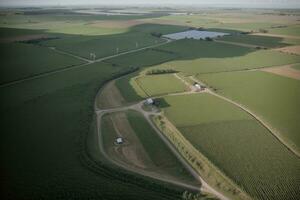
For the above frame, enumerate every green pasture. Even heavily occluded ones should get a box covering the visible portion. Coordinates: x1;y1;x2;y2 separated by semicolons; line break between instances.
135;74;187;97
219;34;290;48
105;48;177;68
155;39;254;60
267;25;300;37
0;42;84;84
198;70;300;152
152;49;300;75
161;93;300;200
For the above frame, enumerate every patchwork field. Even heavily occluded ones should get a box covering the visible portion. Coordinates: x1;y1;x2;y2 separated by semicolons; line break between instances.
101;110;197;184
1;6;300;200
152;48;300;75
135;74;187;97
198;71;300;153
160;93;300;200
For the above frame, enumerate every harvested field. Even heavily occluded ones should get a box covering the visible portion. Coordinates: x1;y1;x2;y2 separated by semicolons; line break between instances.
102;112;154;169
261;64;300;80
101;110;198;184
276;45;300;55
97;80;125;109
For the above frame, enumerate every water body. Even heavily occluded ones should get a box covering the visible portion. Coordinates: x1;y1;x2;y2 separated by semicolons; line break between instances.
163;30;230;40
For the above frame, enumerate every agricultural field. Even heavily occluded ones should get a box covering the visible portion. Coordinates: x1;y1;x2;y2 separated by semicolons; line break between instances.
198;71;300;153
0;41;84;84
1;5;300;200
151;47;300;75
218;34;290;48
135;74;187;97
101;110;197;184
160;93;300;200
292;63;300;70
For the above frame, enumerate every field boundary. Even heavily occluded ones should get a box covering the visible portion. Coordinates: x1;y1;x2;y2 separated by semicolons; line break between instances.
192;76;300;158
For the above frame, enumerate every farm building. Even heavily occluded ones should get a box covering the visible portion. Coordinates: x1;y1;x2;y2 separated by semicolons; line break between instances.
145;98;154;105
194;83;201;90
115;137;124;145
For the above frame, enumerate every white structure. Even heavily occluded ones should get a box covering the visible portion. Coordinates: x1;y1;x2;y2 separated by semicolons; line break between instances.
116;137;123;145
145;98;154;105
163;30;230;40
194;83;201;90
90;53;96;60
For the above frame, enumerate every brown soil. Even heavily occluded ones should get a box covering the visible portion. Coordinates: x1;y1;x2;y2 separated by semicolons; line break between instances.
97;80;125;109
261;64;300;80
275;45;300;55
110;113;154;169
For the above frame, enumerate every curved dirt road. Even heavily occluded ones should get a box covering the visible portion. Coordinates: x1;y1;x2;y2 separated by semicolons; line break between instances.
95;98;230;200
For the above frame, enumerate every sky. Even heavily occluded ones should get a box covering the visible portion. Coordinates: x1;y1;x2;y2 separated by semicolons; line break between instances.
0;0;300;8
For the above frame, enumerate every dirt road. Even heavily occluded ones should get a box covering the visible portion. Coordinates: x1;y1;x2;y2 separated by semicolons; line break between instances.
95;97;230;200
95;103;202;192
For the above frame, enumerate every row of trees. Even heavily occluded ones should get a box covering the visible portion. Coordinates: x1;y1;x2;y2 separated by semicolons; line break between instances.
146;69;178;75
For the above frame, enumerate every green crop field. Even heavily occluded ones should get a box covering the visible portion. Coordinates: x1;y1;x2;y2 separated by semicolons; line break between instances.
135;74;187;97
41;23;187;59
0;42;84;84
151;49;300;75
0;58;184;199
219;34;290;48
198;70;300;153
105;48;178;68
1;6;300;200
155;39;254;60
160;93;300;200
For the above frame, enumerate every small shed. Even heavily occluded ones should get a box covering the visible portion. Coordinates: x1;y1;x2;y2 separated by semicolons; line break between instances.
116;137;124;145
194;83;202;90
145;98;154;105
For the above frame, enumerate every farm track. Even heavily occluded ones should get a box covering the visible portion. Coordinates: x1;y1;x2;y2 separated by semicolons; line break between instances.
0;38;172;88
95;102;202;193
95;100;230;200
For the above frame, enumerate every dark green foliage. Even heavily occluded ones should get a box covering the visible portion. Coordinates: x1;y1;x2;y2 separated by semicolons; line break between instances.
146;69;178;75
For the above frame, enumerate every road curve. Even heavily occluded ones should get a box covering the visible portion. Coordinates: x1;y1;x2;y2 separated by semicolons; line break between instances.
95;104;202;192
95;98;230;200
